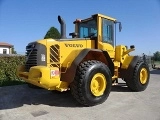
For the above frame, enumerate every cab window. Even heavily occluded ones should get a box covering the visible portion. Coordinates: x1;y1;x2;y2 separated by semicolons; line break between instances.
102;18;114;45
79;19;97;38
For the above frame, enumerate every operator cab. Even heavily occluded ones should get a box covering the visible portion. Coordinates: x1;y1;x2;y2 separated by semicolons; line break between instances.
69;18;97;39
71;14;122;47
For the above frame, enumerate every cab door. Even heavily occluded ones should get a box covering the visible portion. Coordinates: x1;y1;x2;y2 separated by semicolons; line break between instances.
99;18;115;58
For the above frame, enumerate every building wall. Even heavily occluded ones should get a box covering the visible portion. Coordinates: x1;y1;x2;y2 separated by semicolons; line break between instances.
0;47;10;54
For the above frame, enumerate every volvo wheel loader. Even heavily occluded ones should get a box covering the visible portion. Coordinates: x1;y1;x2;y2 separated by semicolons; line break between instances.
17;13;150;106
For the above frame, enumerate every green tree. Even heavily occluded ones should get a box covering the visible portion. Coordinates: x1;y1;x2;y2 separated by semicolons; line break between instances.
44;27;60;39
11;47;17;54
153;51;160;61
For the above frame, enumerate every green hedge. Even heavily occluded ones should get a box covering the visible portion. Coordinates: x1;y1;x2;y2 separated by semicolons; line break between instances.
0;55;25;86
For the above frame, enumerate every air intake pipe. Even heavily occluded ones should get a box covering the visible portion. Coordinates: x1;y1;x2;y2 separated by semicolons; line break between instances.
58;15;66;39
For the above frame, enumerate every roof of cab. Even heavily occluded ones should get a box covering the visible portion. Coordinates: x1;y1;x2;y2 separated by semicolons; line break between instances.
92;13;117;21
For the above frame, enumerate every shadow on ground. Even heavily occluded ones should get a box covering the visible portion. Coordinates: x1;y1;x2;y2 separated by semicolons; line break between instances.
0;85;83;110
111;83;131;92
150;69;160;74
0;82;133;110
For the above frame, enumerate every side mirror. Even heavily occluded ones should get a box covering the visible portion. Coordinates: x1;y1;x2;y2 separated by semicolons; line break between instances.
115;21;122;32
119;22;122;32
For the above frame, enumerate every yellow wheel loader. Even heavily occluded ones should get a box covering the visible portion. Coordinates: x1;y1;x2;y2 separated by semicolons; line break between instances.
17;13;150;106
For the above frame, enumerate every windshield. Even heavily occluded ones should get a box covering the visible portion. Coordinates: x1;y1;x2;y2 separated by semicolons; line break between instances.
78;19;97;38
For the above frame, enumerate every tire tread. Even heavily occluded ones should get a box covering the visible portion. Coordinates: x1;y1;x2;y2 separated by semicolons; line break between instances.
70;60;102;106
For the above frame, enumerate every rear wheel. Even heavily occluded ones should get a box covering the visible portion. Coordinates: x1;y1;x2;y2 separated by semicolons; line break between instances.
126;61;150;91
70;60;112;106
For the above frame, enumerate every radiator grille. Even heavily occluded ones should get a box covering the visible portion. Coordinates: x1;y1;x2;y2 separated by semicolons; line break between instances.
50;44;60;67
25;44;37;71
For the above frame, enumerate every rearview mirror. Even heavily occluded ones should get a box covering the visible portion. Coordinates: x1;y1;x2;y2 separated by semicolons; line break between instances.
115;21;122;32
119;22;122;32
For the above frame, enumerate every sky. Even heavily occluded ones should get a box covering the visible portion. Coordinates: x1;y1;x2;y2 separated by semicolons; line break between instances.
0;0;160;55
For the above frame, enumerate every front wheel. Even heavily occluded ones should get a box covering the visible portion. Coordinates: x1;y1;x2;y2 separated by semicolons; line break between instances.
126;61;150;91
70;60;112;106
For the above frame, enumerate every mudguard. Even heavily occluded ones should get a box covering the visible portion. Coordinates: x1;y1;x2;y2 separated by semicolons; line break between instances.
120;56;142;80
61;49;114;83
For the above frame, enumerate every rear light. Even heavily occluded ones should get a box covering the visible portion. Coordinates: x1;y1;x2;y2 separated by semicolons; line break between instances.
76;19;81;22
73;19;81;24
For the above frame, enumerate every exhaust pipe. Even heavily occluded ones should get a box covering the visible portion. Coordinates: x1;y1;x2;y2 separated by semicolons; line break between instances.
58;15;66;39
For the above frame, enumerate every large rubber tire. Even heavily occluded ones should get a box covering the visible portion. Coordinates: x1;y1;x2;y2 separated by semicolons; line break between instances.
126;61;150;92
70;60;112;106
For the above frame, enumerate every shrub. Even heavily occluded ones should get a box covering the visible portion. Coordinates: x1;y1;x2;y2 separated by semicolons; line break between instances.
0;55;25;86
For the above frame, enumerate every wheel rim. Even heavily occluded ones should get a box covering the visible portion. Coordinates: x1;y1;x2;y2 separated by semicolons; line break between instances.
90;73;107;96
140;68;148;84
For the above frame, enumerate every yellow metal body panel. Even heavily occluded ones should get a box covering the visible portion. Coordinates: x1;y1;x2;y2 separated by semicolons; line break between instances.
115;45;127;63
99;42;115;58
44;39;59;67
114;61;120;67
121;56;134;69
97;15;102;42
96;13;116;21
17;65;62;90
86;39;95;48
59;40;86;67
55;81;69;92
45;39;97;68
115;45;134;69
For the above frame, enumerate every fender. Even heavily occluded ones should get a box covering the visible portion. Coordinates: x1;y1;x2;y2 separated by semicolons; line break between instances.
119;56;142;80
61;49;114;83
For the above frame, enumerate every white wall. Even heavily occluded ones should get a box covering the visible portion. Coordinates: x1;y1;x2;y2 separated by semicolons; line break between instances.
0;47;10;54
